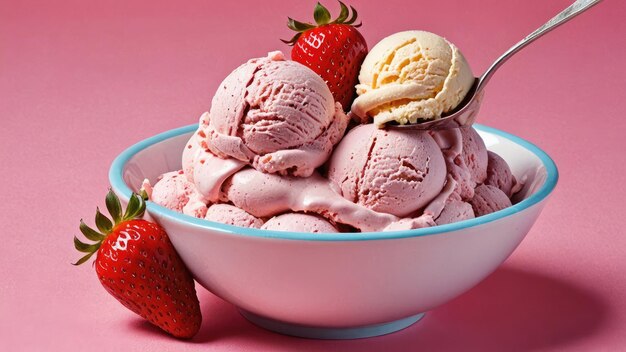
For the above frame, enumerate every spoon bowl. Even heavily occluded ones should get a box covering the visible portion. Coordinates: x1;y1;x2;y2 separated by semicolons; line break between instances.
388;78;482;131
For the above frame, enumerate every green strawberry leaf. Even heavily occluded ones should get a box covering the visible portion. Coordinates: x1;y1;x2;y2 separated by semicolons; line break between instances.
72;251;96;266
79;220;105;241
287;17;315;32
281;33;301;45
74;236;101;253
133;195;146;219
122;193;146;220
344;5;359;25
313;2;331;25
105;189;122;224
123;193;140;220
95;208;113;233
334;1;349;23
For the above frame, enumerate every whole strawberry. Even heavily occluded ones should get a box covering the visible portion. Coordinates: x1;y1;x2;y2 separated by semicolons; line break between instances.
73;190;202;339
283;1;367;110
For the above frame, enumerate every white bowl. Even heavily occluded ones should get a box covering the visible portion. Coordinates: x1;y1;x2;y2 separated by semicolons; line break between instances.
109;124;558;339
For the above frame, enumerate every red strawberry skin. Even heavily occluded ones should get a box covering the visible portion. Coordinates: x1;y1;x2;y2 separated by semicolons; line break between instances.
95;219;201;339
291;24;367;110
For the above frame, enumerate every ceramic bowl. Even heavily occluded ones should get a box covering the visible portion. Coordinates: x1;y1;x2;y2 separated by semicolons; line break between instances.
109;124;558;339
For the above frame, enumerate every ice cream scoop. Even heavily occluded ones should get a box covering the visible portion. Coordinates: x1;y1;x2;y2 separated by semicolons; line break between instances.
327;123;447;217
435;199;475;226
205;203;263;229
485;151;519;197
261;213;338;233
460;127;488;185
469;184;512;217
148;170;208;218
352;31;473;126
387;0;603;130
183;114;247;202
430;127;487;200
201;51;348;177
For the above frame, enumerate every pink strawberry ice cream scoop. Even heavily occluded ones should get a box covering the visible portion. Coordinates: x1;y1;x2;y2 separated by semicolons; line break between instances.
431;126;488;200
461;126;488;185
182;118;247;203
261;213;338;233
469;184;512;217
200;51;349;177
205;203;263;228
435;199;475;225
485;151;519;197
149;170;208;218
327;124;446;217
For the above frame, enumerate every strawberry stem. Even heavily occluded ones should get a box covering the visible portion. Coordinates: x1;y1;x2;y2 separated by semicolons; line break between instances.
282;1;362;46
72;190;146;266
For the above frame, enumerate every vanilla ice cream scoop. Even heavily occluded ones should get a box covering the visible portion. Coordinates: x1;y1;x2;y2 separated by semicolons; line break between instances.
352;31;474;126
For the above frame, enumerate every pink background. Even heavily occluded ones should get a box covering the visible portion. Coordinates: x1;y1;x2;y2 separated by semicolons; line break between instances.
2;0;625;350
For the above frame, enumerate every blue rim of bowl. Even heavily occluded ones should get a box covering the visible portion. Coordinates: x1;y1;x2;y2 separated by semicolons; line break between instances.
109;123;558;242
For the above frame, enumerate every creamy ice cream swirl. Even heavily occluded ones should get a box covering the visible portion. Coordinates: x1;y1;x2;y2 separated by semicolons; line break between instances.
352;31;474;126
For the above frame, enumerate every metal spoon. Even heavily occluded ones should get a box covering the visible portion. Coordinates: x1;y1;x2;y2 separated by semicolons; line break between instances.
387;0;603;131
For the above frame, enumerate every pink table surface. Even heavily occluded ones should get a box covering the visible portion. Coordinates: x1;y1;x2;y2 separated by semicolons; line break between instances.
2;0;625;350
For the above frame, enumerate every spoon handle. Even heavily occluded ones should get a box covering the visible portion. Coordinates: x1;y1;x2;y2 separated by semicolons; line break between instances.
476;0;602;93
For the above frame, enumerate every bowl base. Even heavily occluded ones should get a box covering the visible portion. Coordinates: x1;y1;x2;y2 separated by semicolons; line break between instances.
239;309;425;340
